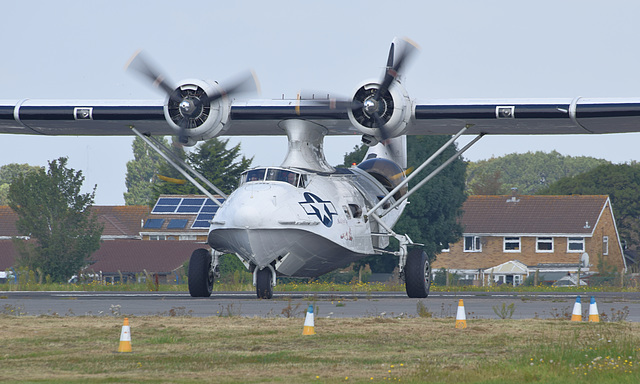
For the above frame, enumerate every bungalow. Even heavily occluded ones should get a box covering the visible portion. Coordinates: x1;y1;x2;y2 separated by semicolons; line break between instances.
433;194;626;285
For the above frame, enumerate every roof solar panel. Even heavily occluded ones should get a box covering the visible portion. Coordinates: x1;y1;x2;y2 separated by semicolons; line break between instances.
177;205;202;213
182;198;205;205
157;197;181;205
151;197;225;215
143;218;165;229
152;205;178;213
200;205;217;213
192;213;215;228
167;219;189;229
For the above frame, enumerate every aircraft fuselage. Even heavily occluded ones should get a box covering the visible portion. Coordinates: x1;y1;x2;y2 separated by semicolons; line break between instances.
207;165;404;277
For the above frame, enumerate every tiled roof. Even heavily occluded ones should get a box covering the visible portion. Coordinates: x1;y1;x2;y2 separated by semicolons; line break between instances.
0;205;149;238
141;194;222;234
0;240;19;270
91;206;149;238
0;207;19;237
86;240;206;274
0;239;207;274
462;195;609;235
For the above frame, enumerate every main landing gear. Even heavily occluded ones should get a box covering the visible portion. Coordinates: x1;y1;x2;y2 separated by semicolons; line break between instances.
392;234;431;298
404;248;431;298
188;249;220;297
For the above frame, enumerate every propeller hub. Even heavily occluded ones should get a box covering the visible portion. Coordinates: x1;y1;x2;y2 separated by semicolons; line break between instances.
364;98;378;115
179;100;193;114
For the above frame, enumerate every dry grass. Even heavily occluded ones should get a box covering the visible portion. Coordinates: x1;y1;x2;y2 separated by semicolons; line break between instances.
0;316;638;383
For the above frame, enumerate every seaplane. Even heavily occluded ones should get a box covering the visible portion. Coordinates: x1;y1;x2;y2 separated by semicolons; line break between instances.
2;37;640;299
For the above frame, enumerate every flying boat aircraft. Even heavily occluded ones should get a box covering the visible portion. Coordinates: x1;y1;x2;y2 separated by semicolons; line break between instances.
2;38;640;299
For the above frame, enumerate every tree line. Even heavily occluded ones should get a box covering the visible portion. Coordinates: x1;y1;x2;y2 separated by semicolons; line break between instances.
3;135;639;282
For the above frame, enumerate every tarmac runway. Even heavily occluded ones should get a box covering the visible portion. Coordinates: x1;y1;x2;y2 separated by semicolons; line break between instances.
2;291;640;321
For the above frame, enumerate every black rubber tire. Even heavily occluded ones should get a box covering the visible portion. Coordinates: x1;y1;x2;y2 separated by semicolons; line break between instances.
188;248;214;297
256;267;273;299
405;248;431;298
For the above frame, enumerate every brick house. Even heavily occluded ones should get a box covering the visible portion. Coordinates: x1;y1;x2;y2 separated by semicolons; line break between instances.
432;195;626;285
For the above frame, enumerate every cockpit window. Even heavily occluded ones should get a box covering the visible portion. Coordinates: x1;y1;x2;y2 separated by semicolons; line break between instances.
266;169;300;187
243;168;304;187
244;168;266;183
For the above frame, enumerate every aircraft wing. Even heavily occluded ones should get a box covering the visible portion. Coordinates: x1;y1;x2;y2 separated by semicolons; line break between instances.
409;98;640;135
2;97;640;138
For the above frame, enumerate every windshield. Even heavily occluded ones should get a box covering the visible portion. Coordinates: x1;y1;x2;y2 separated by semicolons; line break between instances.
244;168;266;182
266;169;299;186
242;168;304;187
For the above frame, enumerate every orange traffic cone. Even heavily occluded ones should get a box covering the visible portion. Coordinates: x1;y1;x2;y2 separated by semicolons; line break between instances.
118;318;132;352
302;305;316;335
455;299;467;329
588;296;600;322
571;296;582;322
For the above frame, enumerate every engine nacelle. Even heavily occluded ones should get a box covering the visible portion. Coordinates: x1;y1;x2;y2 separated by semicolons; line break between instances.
347;80;412;140
163;79;231;146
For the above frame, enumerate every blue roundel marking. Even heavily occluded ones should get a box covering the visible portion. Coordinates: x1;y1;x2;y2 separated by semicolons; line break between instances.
298;192;338;227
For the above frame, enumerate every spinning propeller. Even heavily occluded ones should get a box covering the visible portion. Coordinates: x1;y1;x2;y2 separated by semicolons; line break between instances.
126;50;258;144
352;37;418;147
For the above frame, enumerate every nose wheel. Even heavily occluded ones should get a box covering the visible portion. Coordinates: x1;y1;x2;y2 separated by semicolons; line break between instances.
255;266;274;299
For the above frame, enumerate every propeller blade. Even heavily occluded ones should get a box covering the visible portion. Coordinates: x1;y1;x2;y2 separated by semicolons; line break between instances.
200;70;260;106
372;38;419;151
125;50;181;103
374;38;418;103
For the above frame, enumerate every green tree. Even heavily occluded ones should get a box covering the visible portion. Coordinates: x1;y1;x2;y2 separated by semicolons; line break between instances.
123;136;170;206
153;138;252;199
538;162;640;255
338;144;368;168
347;136;467;272
0;163;43;205
8;157;103;282
466;151;609;195
468;169;506;195
393;135;467;259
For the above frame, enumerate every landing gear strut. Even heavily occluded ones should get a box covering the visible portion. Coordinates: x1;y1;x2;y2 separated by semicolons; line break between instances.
392;234;431;298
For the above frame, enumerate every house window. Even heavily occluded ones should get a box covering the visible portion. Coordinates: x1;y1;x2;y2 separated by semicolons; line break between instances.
567;237;585;252
602;236;609;255
536;237;554;253
464;236;481;252
504;237;521;252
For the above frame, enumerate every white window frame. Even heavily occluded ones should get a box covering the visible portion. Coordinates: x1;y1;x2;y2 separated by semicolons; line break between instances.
602;236;609;255
463;236;482;252
536;237;554;253
503;237;521;252
567;237;585;253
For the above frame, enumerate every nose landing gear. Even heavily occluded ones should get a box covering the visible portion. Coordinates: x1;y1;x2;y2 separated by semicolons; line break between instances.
254;265;276;299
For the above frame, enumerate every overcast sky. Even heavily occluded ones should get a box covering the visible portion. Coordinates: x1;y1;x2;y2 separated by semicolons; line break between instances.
2;0;640;205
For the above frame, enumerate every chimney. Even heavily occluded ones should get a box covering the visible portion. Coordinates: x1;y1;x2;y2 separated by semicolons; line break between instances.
507;187;520;203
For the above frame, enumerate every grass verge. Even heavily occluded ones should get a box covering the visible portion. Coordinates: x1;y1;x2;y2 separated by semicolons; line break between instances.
0;316;638;383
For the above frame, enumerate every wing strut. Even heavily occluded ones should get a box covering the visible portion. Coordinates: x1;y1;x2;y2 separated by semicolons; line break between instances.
131;128;227;205
365;125;481;219
384;132;485;215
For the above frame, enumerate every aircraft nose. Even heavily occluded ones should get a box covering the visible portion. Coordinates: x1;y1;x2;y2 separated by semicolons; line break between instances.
232;204;262;228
